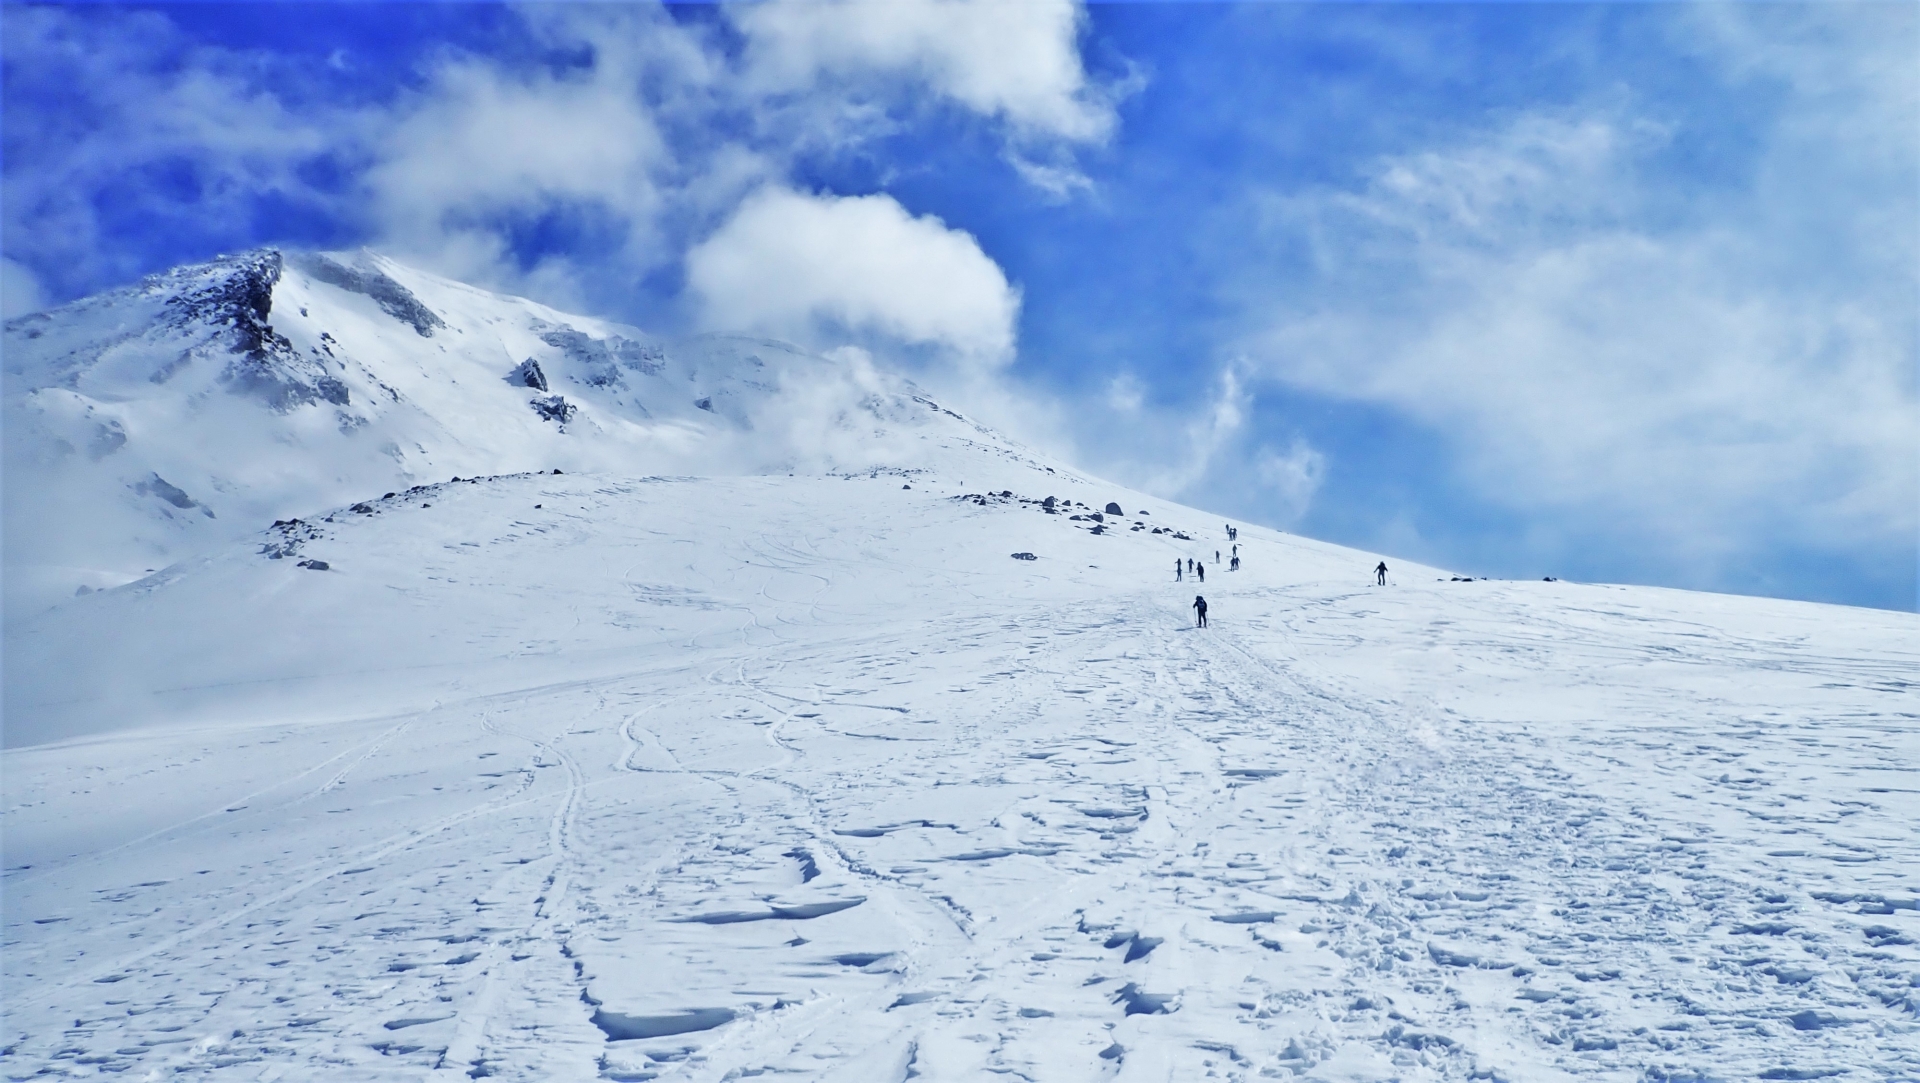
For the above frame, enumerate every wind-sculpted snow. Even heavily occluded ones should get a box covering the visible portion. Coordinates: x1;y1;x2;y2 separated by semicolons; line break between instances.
4;473;1915;1082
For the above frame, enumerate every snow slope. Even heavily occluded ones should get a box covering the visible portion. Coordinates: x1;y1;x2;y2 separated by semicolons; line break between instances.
2;249;1035;618
5;466;1916;1082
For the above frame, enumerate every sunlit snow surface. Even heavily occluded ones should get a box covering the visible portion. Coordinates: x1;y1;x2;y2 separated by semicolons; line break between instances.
4;473;1916;1082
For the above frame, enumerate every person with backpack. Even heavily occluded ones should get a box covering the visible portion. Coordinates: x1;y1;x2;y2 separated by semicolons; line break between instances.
1174;558;1183;582
1196;562;1205;583
1375;561;1388;586
1193;595;1208;628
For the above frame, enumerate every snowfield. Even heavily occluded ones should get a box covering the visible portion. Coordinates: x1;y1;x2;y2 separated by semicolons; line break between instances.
4;470;1916;1082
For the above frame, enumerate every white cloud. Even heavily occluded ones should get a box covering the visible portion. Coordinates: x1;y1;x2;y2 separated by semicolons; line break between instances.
0;7;338;296
685;187;1019;370
1082;364;1261;499
1007;151;1097;202
1254;439;1327;519
1;258;49;318
354;6;736;309
1241;96;1917;569
7;1;1113;318
730;0;1114;144
1105;372;1144;413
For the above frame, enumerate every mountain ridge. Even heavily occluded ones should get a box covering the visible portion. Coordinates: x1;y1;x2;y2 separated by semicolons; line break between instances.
2;248;1054;617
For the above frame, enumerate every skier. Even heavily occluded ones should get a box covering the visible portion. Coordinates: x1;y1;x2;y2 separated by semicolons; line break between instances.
1375;561;1388;586
1187;558;1194;574
1231;555;1240;572
1193;595;1208;628
1197;562;1205;583
1174;558;1182;582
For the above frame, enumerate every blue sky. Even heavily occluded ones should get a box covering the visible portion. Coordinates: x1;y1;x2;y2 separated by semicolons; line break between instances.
4;2;1915;610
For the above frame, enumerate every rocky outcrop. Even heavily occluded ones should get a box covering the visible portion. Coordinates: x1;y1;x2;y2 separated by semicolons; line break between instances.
294;253;446;337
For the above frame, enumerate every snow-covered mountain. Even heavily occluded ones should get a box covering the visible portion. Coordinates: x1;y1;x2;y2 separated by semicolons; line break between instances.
2;249;1043;616
3;255;1915;1083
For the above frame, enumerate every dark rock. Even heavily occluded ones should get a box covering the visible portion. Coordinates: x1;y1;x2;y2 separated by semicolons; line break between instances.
295;253;446;337
1011;552;1037;561
530;395;577;425
134;473;199;511
297;559;329;571
351;502;373;514
97;251;340;411
1105;502;1123;515
1089;512;1104;522
508;358;548;392
176;252;353;411
532;319;662;384
1042;496;1056;508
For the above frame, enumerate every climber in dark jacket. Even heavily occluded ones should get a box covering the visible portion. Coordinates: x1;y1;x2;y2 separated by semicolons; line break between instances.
1193;595;1208;628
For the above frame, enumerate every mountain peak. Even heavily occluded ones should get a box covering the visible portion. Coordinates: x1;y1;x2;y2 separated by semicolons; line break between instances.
2;249;1048;616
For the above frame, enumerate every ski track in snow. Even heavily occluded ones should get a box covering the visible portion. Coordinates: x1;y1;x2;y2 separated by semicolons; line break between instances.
3;475;1916;1082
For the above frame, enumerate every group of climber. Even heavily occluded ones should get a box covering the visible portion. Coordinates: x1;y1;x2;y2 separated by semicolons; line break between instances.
1179;522;1393;628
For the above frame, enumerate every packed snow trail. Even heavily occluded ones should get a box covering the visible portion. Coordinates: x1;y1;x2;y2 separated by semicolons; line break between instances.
4;474;1916;1082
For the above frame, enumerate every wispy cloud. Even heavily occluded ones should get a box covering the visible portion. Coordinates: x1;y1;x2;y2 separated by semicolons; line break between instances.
1069;362;1326;522
0;7;348;297
1226;4;1916;591
4;1;1118;318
